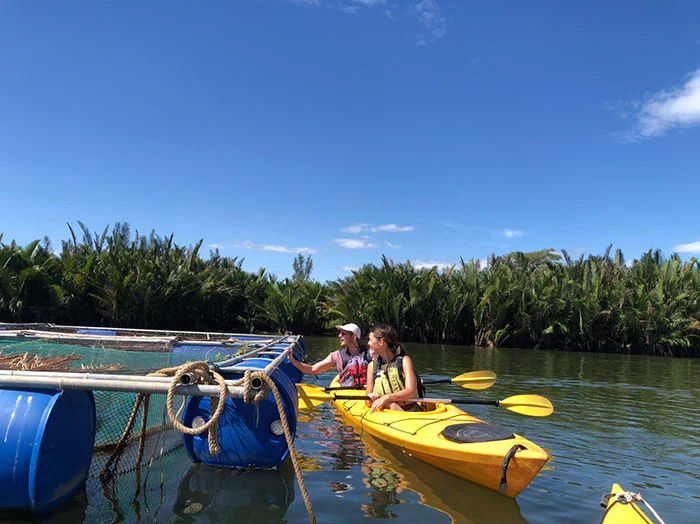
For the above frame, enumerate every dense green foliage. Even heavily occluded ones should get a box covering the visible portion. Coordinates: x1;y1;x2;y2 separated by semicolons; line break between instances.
1;225;698;356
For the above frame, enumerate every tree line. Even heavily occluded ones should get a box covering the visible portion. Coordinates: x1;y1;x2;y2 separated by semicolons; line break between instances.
1;223;698;357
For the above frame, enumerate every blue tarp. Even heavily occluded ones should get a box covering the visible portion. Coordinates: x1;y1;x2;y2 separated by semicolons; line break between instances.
76;329;118;336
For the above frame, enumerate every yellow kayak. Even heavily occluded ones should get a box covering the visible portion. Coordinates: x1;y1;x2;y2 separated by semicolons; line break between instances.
328;376;549;498
602;483;655;523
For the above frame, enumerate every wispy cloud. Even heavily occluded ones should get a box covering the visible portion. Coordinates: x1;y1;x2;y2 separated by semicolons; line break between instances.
609;69;700;141
673;239;700;253
373;224;414;232
411;0;448;44
283;0;450;44
234;240;318;254
503;228;525;239
385;241;402;249
341;265;359;273
411;259;454;270
340;223;414;233
341;223;371;234
208;243;225;250
333;238;379;249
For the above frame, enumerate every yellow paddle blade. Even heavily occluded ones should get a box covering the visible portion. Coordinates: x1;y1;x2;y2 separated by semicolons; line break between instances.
499;394;554;417
452;370;497;390
296;383;369;410
296;383;331;410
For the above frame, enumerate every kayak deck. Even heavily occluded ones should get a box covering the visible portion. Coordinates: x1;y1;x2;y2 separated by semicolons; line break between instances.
328;377;549;498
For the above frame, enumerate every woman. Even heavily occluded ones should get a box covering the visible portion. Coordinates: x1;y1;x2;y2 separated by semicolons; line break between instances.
365;324;419;412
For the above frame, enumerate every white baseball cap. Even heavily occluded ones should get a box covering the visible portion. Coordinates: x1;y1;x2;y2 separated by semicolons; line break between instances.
335;323;361;339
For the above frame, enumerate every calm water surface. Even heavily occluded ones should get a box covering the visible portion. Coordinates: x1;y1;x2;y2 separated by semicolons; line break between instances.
1;337;698;523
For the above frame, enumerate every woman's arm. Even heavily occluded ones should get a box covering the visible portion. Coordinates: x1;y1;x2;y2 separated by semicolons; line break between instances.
365;360;377;406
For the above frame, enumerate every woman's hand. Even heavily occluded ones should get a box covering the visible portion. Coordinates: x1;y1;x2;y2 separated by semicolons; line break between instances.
365;391;378;407
370;394;390;413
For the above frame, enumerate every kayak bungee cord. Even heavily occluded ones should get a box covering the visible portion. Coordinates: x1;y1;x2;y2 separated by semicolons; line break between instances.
349;398;474;436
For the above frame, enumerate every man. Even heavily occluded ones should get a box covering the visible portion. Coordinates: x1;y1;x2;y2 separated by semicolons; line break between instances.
289;323;372;387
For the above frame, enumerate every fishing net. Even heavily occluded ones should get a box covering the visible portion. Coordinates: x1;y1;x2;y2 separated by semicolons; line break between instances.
90;390;184;481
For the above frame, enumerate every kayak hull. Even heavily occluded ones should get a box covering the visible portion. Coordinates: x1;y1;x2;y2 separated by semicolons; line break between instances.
328;377;549;498
602;483;654;524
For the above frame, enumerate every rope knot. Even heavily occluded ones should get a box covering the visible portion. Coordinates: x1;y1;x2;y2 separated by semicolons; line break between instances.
243;369;270;404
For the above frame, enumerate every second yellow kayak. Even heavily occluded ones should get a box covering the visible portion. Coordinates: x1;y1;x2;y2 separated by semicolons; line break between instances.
328;376;549;498
601;483;655;523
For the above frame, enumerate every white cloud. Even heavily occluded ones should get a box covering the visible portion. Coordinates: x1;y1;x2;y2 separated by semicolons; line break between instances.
234;240;318;254
673;240;700;253
333;238;378;249
503;229;525;239
612;69;700;141
385;242;402;249
372;224;414;232
208;243;225;250
341;223;413;233
341;223;370;234
352;0;386;5
411;259;454;270
412;0;448;43
341;265;359;273
478;258;488;270
283;0;450;43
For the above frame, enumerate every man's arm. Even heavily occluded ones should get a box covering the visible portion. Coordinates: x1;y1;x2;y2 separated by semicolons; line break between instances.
289;350;335;376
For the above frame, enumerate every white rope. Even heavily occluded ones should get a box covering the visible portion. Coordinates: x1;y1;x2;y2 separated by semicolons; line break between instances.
612;491;666;524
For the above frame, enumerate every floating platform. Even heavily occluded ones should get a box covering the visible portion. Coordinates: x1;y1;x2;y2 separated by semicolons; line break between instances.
0;323;280;352
0;323;306;515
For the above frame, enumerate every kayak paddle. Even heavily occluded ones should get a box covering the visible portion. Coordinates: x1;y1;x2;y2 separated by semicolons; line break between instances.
296;384;554;417
323;370;497;392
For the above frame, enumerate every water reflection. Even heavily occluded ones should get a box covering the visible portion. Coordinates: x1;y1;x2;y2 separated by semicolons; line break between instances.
172;462;295;523
361;458;405;519
316;415;367;471
360;435;526;523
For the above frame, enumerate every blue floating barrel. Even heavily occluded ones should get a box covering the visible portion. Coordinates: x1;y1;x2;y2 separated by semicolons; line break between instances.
0;388;96;514
182;359;298;469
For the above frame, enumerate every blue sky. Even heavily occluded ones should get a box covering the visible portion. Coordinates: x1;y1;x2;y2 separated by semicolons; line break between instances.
1;1;699;282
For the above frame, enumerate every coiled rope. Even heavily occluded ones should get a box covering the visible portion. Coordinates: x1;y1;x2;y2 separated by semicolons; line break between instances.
163;361;228;456
601;490;666;524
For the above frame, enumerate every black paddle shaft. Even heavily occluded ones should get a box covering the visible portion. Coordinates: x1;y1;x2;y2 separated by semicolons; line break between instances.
324;377;448;392
329;394;500;406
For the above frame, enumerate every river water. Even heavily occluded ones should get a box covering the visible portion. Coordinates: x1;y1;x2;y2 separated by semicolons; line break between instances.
1;337;698;523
